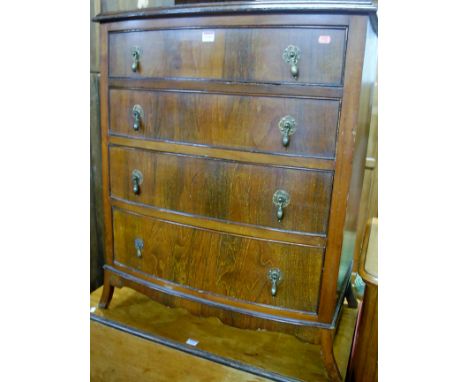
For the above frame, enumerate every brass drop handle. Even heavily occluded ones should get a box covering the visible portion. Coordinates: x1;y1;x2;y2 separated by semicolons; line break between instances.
132;104;144;131
132;177;140;194
134;238;144;258
278;116;297;147
277;204;284;221
268;268;282;297
131;169;143;195
272;190;291;222
131;47;141;72
282;45;301;80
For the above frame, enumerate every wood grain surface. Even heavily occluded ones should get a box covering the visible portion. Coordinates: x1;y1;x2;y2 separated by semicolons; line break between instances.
109;135;336;172
94;2;376;23
109;146;333;234
95;8;376;380
111;197;327;248
317;16;373;323
90;286;359;381
112;208;324;312
104;266;326;337
346;283;377;382
109;27;346;85
91;322;270;382
90;73;104;291
90;0;103;290
109;89;341;159
101;0;174;14
108;77;343;99
353;80;378;272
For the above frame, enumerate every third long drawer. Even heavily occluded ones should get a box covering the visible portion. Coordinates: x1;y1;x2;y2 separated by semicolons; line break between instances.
109;146;333;235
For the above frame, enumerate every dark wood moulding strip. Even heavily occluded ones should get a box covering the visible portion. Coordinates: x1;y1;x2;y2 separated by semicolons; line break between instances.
108;77;343;99
110;198;328;248
94;1;377;23
102;13;355;43
109;136;336;172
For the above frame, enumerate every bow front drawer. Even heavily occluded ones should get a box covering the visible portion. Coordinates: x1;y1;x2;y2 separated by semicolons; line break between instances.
113;208;324;313
109;146;333;235
109;27;346;85
110;89;341;159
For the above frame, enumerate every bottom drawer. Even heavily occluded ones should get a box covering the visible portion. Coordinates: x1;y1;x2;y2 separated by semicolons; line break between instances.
112;208;324;313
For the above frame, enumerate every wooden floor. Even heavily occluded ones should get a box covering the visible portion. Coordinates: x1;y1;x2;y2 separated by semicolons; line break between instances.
90;287;358;382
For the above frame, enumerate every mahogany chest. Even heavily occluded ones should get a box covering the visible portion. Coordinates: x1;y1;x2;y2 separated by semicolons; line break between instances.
94;2;377;380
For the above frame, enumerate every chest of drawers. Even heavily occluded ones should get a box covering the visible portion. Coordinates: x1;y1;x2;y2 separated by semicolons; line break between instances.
95;2;377;380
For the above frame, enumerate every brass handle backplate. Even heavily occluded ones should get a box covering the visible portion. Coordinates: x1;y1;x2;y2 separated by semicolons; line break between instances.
282;45;301;80
134;238;144;258
272;189;290;221
278;116;297;147
132;169;143;195
131;47;142;72
268;268;282;297
132;104;144;131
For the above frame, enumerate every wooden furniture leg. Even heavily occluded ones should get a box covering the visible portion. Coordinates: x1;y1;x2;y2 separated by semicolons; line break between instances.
98;271;115;309
344;282;358;309
320;329;342;382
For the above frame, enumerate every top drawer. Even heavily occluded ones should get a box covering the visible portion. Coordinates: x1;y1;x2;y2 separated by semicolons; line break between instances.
109;27;347;86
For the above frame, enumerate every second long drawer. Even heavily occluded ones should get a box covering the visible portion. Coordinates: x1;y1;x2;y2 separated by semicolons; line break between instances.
109;146;333;235
109;89;341;159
